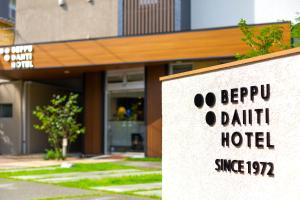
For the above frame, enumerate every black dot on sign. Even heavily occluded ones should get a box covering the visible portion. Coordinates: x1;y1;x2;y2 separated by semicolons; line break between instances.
194;94;204;108
205;92;216;107
206;111;216;126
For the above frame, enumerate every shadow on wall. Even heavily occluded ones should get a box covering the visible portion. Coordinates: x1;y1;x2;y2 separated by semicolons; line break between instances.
0;123;15;155
0;82;22;155
191;0;255;29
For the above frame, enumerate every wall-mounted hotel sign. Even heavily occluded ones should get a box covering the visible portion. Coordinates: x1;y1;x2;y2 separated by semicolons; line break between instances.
162;51;300;200
0;45;34;69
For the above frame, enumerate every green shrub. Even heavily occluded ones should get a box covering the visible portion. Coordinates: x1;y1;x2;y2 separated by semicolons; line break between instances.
44;149;64;160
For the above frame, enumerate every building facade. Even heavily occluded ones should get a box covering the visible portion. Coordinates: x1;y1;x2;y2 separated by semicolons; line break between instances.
15;0;191;44
0;0;292;156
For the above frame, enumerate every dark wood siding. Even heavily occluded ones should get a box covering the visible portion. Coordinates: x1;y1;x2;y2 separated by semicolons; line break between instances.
146;64;166;157
84;72;104;154
123;0;175;35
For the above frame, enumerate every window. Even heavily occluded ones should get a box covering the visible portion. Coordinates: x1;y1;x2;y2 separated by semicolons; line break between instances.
106;68;145;92
169;63;194;74
0;104;13;118
9;0;16;21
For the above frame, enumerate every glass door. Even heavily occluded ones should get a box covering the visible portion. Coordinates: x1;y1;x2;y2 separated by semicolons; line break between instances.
105;68;145;154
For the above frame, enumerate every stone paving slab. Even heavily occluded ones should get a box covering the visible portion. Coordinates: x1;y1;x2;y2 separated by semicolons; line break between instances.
0;166;57;173
118;161;161;170
71;195;152;200
0;155;121;169
0;178;95;200
38;171;161;183
14;169;140;180
91;183;162;192
134;190;162;197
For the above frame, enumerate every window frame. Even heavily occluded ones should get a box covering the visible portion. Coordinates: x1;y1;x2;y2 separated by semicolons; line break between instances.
0;103;13;118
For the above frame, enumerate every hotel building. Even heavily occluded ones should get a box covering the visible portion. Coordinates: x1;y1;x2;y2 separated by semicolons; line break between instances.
0;0;294;156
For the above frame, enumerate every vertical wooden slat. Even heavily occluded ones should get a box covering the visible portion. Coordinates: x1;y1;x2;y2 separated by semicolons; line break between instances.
136;0;140;35
159;0;163;33
157;0;160;33
127;0;130;34
167;0;171;32
139;1;142;35
153;1;156;33
170;0;174;31
163;0;167;32
145;3;149;34
130;0;133;35
134;0;138;35
123;0;126;35
141;4;144;35
152;2;156;33
123;0;175;36
149;3;153;34
155;1;158;33
163;0;168;32
132;0;135;35
153;3;156;34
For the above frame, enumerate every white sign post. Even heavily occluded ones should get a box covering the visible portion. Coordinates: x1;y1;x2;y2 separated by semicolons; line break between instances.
162;53;300;200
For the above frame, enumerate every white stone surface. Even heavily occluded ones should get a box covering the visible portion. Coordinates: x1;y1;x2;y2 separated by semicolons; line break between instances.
162;54;300;200
15;170;161;183
92;183;161;192
0;167;57;172
134;189;162;197
13;169;139;180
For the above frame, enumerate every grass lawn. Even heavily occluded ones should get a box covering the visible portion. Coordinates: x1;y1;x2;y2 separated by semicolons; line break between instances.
57;174;162;190
0;162;135;178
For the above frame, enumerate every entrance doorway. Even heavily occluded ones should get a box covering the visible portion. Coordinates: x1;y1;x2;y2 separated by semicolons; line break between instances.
105;68;145;154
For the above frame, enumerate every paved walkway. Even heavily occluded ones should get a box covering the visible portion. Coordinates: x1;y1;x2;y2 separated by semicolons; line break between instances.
0;178;93;200
69;196;152;200
0;154;120;169
92;183;161;192
0;155;161;199
14;170;161;183
0;178;153;200
119;161;162;170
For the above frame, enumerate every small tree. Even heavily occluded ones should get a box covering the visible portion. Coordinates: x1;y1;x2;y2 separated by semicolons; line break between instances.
33;93;85;160
236;19;288;60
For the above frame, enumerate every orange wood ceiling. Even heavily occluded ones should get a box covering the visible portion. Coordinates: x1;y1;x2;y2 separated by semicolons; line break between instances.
0;22;291;80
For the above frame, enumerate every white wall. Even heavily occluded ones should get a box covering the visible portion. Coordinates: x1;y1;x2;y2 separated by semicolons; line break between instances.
162;54;300;199
191;0;300;29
